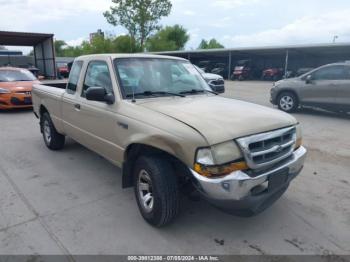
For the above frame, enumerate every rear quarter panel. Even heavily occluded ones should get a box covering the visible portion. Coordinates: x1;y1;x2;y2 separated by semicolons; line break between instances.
32;84;66;134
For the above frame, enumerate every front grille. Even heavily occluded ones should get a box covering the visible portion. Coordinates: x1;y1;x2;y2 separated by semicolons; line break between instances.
237;126;296;170
15;91;32;95
208;79;224;86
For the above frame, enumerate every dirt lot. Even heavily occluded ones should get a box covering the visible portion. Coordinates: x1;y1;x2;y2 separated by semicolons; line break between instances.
0;81;349;256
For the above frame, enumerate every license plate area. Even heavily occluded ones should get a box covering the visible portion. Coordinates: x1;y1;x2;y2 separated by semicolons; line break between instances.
268;168;289;191
24;97;32;104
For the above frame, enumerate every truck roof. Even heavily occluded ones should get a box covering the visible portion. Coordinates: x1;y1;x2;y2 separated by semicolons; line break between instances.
76;53;188;61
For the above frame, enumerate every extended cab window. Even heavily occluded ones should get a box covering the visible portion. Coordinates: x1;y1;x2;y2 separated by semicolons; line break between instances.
82;61;113;98
67;61;83;93
312;65;348;80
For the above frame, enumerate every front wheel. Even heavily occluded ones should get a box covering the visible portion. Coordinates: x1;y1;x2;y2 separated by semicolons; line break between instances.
41;112;65;150
277;92;298;113
133;156;179;227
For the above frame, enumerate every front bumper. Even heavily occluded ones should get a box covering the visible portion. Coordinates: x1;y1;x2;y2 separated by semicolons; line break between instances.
208;83;225;93
0;94;32;109
190;146;307;216
270;87;278;105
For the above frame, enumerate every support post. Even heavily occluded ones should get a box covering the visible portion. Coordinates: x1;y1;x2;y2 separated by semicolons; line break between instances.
41;43;47;77
228;51;232;80
284;49;289;78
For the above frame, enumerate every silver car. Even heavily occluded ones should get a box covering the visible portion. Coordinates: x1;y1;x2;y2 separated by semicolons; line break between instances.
271;62;350;113
195;66;225;93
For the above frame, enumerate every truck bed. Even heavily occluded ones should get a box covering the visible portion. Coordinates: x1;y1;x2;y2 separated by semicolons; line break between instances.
32;83;66;133
40;79;67;89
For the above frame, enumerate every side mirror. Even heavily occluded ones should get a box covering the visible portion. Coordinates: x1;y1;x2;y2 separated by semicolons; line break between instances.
305;75;313;84
86;86;115;104
38;76;45;80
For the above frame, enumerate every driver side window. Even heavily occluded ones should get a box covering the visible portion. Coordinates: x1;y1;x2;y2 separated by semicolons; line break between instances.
312;66;347;80
82;61;113;98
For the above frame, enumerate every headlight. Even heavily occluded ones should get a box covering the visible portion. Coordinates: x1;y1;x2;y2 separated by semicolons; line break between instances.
194;141;248;178
0;88;10;94
295;124;303;149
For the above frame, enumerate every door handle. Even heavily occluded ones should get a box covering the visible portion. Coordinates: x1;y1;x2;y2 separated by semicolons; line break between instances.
74;104;81;110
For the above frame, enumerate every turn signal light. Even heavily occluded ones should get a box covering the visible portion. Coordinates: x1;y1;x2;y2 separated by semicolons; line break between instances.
194;161;248;178
295;137;302;149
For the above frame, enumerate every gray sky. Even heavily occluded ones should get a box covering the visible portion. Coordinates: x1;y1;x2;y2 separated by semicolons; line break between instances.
1;0;350;54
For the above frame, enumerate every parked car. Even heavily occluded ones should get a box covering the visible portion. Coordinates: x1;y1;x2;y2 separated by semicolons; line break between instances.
231;60;259;81
195;65;225;93
56;62;70;78
32;54;306;227
262;68;284;81
271;62;350;113
0;67;39;109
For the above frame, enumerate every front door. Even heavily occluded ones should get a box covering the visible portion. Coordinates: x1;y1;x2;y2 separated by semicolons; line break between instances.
74;59;124;166
299;65;345;108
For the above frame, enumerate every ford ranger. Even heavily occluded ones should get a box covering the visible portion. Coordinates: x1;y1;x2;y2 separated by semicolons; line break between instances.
32;54;307;227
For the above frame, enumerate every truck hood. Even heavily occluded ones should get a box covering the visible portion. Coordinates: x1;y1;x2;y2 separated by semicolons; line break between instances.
138;96;297;145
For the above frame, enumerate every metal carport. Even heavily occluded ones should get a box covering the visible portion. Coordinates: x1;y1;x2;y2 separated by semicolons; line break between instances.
0;31;56;79
157;43;350;79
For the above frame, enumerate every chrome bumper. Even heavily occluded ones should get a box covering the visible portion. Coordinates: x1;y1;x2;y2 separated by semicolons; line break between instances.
190;146;307;201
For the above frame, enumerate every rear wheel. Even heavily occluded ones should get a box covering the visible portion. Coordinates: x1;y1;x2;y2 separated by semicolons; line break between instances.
277;92;298;113
133;156;179;227
41;112;65;150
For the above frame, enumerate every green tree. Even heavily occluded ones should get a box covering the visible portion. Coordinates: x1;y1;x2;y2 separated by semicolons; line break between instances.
104;0;172;50
54;40;67;56
146;24;189;51
198;38;224;49
113;35;141;53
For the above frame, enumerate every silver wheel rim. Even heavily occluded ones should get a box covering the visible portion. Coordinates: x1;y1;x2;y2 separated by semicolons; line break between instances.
43;120;51;144
280;95;294;111
138;170;154;213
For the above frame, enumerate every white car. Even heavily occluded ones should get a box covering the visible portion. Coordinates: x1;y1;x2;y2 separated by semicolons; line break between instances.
195;66;225;93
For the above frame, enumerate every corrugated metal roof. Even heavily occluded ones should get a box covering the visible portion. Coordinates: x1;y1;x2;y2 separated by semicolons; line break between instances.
0;31;54;46
156;42;350;56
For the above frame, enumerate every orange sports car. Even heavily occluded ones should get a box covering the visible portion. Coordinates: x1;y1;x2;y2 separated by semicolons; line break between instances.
0;67;40;109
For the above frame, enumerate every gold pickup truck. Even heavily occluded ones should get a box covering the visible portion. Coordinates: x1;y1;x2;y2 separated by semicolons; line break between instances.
32;54;307;227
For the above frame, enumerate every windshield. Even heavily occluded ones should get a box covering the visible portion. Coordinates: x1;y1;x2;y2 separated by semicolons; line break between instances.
0;69;37;82
57;62;68;67
114;58;210;99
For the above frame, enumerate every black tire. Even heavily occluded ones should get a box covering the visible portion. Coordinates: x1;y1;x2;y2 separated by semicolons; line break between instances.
40;112;65;150
133;156;179;227
277;92;298;113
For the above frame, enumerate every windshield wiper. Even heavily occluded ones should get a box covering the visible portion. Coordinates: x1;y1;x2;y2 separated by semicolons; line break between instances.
179;89;218;95
126;91;186;99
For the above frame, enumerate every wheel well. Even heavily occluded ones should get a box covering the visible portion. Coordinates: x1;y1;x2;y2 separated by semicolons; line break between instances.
39;105;49;117
122;143;190;188
39;105;49;133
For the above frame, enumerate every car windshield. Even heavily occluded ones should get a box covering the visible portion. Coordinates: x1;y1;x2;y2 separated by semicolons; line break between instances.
0;69;37;82
57;62;67;67
114;58;211;99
